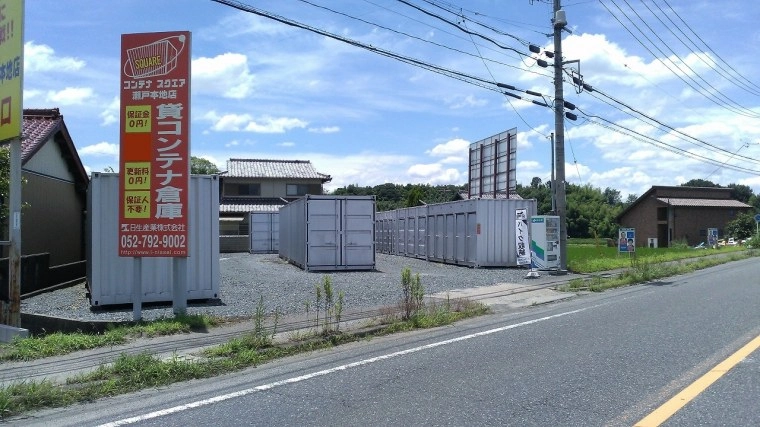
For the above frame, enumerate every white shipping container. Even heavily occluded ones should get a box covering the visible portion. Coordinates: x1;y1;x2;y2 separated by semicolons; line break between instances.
249;211;279;254
87;173;220;306
376;198;537;267
279;195;375;271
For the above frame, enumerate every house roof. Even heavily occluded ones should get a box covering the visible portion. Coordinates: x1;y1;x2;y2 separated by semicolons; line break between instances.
223;158;331;182
655;198;752;208
618;185;751;220
21;108;88;184
220;198;287;214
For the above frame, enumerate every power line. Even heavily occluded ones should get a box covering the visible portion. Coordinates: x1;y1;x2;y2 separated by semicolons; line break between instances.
211;0;554;108
661;0;760;95
599;0;760;119
641;0;760;97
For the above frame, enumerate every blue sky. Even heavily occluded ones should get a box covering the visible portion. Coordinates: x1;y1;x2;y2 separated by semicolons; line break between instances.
23;0;760;198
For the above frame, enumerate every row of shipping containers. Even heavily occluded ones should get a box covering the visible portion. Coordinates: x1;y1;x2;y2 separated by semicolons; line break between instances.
376;198;537;267
87;173;221;306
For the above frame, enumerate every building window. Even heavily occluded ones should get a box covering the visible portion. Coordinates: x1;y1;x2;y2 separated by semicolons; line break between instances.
287;184;310;196
237;183;260;196
657;207;667;221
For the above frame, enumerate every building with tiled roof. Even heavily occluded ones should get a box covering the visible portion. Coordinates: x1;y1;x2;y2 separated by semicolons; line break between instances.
1;109;89;272
217;158;332;251
617;185;753;248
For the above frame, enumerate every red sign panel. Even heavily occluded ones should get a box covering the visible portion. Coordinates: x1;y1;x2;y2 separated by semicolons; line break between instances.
119;31;191;257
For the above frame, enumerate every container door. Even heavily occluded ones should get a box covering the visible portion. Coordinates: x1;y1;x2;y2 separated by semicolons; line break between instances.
466;212;477;264
417;214;426;258
434;215;445;260
307;198;340;267
407;216;416;256
445;214;455;262
455;213;466;262
250;213;272;253
271;212;280;252
342;198;374;266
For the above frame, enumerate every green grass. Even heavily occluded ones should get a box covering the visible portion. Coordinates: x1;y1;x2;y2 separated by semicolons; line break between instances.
566;240;748;273
560;249;757;292
0;313;222;362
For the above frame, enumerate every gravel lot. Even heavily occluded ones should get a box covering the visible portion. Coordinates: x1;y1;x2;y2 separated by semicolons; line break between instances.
21;253;533;323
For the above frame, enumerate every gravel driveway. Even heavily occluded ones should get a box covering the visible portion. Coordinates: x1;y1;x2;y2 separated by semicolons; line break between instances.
21;253;533;323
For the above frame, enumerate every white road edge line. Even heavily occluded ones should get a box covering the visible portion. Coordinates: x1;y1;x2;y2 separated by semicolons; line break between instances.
99;307;588;426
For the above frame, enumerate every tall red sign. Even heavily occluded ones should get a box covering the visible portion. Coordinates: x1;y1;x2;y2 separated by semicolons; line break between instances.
119;31;190;257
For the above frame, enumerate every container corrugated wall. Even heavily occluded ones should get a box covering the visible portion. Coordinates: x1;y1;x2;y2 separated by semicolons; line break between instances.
87;173;220;306
279;195;375;271
376;198;536;267
249;212;279;254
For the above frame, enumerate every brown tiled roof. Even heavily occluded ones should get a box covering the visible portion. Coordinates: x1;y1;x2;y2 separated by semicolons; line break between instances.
20;108;88;183
656;198;752;208
224;158;331;182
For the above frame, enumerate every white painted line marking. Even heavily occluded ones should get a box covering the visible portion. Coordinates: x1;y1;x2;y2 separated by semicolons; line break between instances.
100;307;588;426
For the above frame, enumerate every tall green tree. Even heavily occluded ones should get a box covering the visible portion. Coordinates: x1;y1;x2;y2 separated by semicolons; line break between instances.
725;212;756;239
727;183;754;204
190;156;220;174
681;179;718;187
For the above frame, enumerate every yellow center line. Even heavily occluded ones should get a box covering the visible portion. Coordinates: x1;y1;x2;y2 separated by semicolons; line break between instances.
635;333;760;427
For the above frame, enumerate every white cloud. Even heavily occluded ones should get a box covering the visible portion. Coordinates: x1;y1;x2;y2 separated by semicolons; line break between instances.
100;97;119;126
203;111;307;133
407;163;462;184
24;41;85;73
278;142;295;147
427;138;470;157
46;87;94;105
79;141;118;156
447;94;488;109
309;126;340;134
192;53;255;99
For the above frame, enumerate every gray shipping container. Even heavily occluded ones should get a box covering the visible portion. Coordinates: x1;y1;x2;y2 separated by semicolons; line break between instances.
279;195;375;271
376;198;537;267
249;211;279;254
87;173;220;306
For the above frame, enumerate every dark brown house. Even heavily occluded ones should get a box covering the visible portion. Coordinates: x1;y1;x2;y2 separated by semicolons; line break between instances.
5;108;89;266
617;186;753;248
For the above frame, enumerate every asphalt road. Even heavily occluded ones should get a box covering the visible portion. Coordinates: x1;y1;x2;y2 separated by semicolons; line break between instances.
18;258;760;426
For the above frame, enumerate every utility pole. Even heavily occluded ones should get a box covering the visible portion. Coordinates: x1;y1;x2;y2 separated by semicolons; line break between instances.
552;0;568;271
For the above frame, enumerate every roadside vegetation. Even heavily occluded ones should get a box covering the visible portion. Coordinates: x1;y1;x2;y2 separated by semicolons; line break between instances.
566;238;752;273
562;239;758;292
0;314;222;362
0;269;487;419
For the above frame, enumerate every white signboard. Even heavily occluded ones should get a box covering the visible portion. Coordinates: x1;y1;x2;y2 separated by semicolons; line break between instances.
515;208;530;265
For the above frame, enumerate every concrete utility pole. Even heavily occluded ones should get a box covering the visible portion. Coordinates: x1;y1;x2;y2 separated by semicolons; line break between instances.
552;0;568;271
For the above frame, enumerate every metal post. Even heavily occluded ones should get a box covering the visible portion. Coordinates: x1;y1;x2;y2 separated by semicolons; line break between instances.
5;138;22;327
553;0;568;272
172;257;187;315
133;257;142;321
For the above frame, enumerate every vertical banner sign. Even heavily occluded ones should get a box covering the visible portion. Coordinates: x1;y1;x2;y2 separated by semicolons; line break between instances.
515;208;531;265
119;31;191;257
0;0;23;142
707;227;718;248
618;227;635;253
